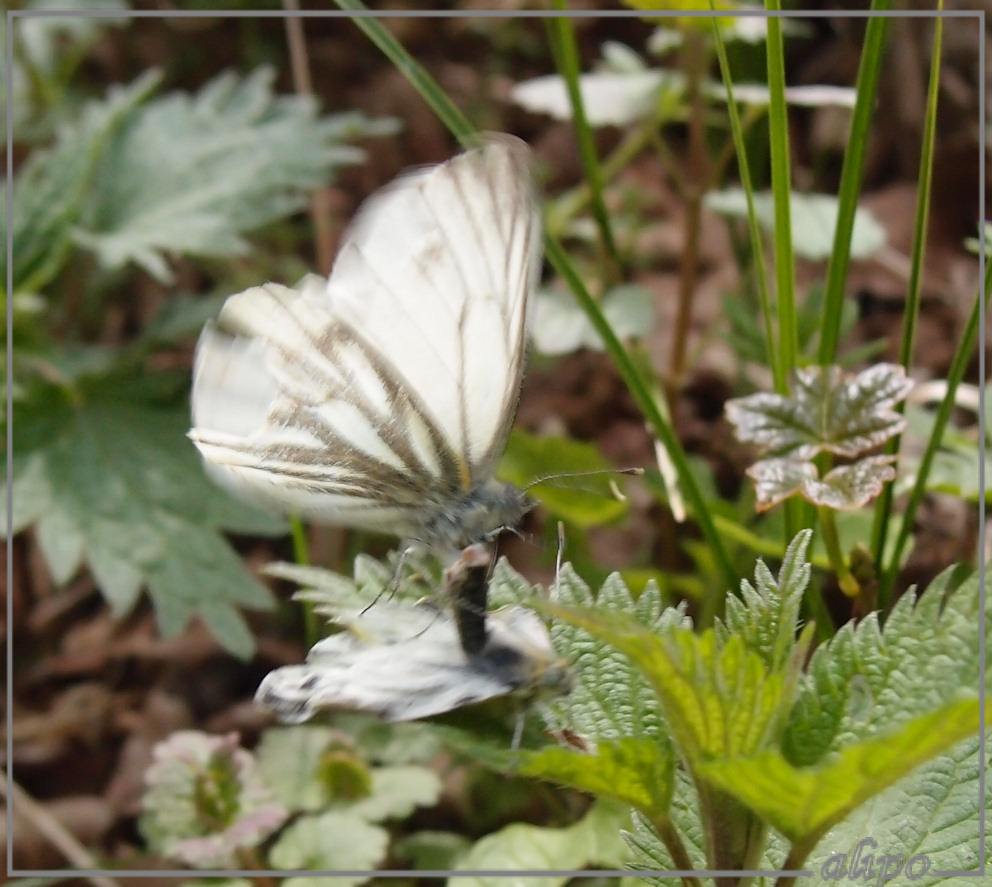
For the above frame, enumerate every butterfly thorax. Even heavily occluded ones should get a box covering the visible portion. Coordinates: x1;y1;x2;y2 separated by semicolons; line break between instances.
418;480;532;550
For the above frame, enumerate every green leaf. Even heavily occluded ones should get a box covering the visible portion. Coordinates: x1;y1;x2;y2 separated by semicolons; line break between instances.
74;68;389;282
719;529;811;672
450;799;631;887
348;765;443;823
256;725;356;813
2;70;161;294
705;189;886;261
499;429;630;528
519;737;675;819
540;577;787;765
725;363;914;460
4;373;283;657
696;697;983;846
269;811;388;881
784;565;986;766
550;567;684;744
747;455;897;511
806;735;990;881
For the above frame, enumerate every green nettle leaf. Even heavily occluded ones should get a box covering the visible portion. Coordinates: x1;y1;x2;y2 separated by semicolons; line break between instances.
806;735;990;882
3;374;284;658
540;584;786;767
691;566;989;859
784;565;986;765
705;189;886;260
519;738;675;819
725;363;913;460
747;455;897;511
140;731;288;869
498;429;630;528
718;529;811;671
74;67;394;282
696;698;983;848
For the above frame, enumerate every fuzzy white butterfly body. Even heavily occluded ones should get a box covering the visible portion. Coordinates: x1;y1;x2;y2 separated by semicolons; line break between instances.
189;137;541;549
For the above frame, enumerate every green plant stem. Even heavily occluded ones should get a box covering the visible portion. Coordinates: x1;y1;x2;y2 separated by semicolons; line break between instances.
878;261;991;607
763;1;797;381
669;28;710;390
870;7;942;570
817;2;892;364
545;4;620;273
547;122;655;236
648;813;703;887
289;513;320;645
817;505;858;598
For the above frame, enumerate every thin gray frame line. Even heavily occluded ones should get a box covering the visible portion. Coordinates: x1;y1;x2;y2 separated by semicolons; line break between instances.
11;869;814;879
5;7;984;17
5;2;14;883
5;4;986;882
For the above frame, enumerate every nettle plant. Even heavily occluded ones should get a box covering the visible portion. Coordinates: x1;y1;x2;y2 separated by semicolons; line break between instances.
141;534;987;882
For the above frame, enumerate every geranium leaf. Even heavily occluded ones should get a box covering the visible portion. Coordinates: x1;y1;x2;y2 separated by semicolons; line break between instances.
726;363;913;460
747;458;818;511
801;455;897;510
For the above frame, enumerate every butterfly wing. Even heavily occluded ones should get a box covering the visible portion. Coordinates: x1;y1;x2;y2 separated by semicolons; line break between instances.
255;607;516;723
189;137;540;536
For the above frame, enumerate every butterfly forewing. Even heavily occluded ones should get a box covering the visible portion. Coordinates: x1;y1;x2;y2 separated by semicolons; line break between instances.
190;136;539;545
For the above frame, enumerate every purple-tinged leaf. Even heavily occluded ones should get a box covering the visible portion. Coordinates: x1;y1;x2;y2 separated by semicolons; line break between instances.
726;364;913;459
801;456;897;510
747;459;818;511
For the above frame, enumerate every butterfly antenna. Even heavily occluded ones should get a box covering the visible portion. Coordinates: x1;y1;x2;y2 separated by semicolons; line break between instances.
523;466;644;496
361;545;417;615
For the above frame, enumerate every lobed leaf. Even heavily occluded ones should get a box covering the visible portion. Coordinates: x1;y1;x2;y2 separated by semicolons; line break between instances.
4;374;283;658
726;363;913;460
748;455;896;511
74;68;393;282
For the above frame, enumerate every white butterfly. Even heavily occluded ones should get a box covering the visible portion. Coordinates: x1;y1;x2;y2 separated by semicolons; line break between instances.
255;547;572;724
189;136;542;551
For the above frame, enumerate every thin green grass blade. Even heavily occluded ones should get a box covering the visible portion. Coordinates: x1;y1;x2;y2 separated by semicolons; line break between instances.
764;1;804;543
817;2;893;364
709;11;782;394
333;0;475;143
871;8;943;574
878;265;990;608
546;3;620;268
763;0;798;380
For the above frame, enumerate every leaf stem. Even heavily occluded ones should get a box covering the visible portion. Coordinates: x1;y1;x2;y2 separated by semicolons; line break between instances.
817;505;858;598
648;813;703;887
